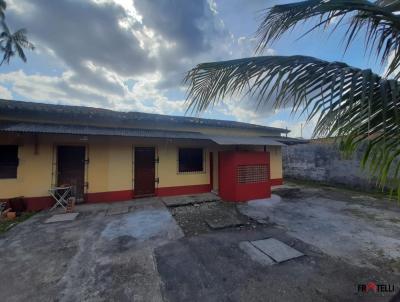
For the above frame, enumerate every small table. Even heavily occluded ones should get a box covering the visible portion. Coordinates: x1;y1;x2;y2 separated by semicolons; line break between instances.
49;186;72;211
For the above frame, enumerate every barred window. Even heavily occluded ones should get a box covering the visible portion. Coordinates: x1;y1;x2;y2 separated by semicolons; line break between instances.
178;148;204;172
237;165;268;184
0;145;19;179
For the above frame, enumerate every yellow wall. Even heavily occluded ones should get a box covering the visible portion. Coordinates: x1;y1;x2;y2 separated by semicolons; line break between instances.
267;146;283;180
156;142;210;188
0;132;283;199
0;134;53;198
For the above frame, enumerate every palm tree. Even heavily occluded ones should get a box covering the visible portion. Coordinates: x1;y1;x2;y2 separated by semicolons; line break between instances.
0;0;6;20
0;1;34;65
0;21;34;65
185;0;400;197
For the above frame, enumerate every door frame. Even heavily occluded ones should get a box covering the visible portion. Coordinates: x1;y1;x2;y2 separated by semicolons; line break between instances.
134;146;156;197
53;144;88;201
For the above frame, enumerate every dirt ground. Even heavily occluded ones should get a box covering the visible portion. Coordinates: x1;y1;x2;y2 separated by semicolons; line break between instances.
0;183;399;301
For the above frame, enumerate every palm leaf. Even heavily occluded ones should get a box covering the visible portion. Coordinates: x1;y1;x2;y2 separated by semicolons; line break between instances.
256;0;400;79
185;55;400;193
0;22;34;65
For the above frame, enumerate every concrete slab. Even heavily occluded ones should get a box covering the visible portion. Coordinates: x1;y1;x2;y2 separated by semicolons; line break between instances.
205;213;243;229
251;238;304;263
106;206;129;216
44;213;79;223
239;241;275;266
161;192;220;207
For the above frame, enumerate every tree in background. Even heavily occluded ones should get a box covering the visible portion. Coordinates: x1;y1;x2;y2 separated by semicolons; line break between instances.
0;0;34;65
185;0;400;197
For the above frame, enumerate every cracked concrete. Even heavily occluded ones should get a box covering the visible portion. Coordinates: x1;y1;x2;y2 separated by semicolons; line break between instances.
1;185;399;301
0;198;183;302
238;185;400;272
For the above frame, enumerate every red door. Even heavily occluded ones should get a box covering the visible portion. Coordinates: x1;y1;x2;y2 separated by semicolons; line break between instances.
57;146;86;202
134;147;155;197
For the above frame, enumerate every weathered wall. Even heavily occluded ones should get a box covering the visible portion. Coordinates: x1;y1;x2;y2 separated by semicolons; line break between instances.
282;143;378;189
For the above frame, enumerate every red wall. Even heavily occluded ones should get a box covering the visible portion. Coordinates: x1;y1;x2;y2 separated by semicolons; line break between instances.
218;151;271;202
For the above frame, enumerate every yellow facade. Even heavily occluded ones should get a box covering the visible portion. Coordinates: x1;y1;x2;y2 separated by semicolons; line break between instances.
0;127;283;201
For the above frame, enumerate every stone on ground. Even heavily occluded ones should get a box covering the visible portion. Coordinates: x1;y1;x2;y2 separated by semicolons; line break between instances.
239;241;275;266
205;213;243;229
162;192;220;207
251;238;304;263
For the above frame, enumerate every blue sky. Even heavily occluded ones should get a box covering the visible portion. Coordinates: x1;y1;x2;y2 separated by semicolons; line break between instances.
0;0;386;138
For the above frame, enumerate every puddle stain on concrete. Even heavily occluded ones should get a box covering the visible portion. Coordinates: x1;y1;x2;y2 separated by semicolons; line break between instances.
101;209;179;241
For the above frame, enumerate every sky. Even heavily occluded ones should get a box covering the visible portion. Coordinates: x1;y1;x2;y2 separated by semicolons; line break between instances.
0;0;387;138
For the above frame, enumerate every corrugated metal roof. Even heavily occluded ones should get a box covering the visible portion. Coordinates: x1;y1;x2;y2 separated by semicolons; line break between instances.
209;135;283;146
262;136;309;145
0;122;285;146
0;99;290;133
0;122;209;140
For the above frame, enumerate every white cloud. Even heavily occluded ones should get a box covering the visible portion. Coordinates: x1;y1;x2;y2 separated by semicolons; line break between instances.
1;0;285;133
0;85;13;99
269;113;320;139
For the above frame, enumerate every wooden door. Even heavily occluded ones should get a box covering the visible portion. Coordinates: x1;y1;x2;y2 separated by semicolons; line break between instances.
57;146;86;202
134;147;155;197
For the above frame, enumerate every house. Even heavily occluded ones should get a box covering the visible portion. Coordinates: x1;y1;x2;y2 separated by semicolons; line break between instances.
0;99;289;211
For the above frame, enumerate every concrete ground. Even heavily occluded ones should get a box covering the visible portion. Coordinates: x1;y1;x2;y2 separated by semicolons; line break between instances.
238;184;400;272
0;198;183;302
0;187;399;301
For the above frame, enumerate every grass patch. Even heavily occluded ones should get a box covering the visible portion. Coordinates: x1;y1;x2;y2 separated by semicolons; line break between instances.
0;212;35;234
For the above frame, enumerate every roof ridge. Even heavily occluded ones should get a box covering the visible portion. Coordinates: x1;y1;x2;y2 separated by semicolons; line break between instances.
0;99;289;133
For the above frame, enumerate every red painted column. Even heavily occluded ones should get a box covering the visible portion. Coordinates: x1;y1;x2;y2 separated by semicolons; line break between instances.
218;151;271;202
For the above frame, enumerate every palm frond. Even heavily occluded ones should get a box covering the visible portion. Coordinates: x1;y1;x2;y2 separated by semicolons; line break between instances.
13;28;34;50
0;23;34;65
185;55;400;192
256;0;400;79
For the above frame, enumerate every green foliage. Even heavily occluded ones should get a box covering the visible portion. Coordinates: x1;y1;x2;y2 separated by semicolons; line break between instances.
0;212;35;234
185;0;400;196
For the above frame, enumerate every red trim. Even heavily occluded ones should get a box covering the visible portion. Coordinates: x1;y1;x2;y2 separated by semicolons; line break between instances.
270;178;283;186
21;184;213;211
156;184;211;197
209;152;214;190
86;190;134;203
25;196;54;212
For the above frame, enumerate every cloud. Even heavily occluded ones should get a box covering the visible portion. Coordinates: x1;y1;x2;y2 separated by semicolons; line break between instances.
0;0;287;133
2;0;237;110
0;85;13;99
269;114;320;139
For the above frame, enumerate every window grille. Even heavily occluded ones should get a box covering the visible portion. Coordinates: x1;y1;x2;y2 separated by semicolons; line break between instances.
236;164;269;184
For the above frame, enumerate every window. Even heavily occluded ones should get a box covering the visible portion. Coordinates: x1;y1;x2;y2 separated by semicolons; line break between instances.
0;145;19;179
178;148;204;172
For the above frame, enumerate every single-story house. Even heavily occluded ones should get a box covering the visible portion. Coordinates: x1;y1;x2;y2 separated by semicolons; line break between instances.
0;99;290;211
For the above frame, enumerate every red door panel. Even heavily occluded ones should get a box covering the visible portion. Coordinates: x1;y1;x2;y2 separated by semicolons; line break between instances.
134;147;155;197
